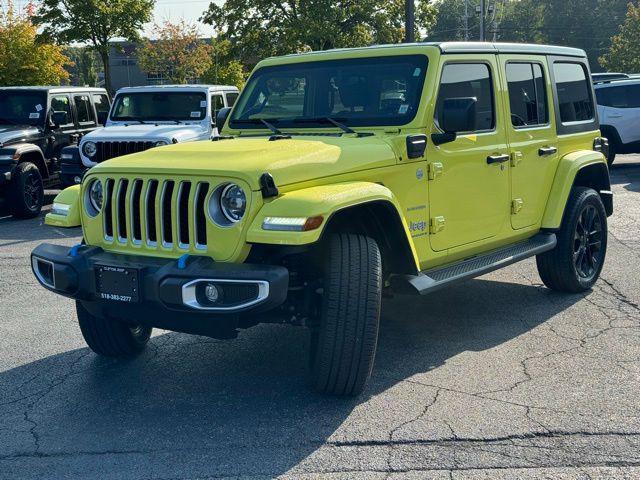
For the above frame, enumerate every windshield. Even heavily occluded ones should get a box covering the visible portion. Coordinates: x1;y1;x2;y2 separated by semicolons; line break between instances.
110;92;207;122
0;91;47;127
230;55;428;129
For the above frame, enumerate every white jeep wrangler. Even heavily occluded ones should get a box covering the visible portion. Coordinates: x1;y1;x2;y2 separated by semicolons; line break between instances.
60;85;239;186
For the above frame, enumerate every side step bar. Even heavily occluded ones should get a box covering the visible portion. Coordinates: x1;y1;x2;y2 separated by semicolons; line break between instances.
392;233;557;295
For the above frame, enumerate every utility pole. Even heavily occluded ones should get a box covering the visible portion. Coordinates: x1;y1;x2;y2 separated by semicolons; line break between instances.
479;0;485;41
463;0;469;41
405;0;415;43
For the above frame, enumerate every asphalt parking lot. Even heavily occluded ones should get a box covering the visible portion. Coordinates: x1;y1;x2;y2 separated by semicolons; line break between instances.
0;157;638;479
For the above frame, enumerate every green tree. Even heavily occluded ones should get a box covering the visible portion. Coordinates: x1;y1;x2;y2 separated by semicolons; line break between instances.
202;0;436;68
600;2;640;73
65;46;99;86
34;0;154;93
202;38;246;88
0;3;71;86
137;21;214;84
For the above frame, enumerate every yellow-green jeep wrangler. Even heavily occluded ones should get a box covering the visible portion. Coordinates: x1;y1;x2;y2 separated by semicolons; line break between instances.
32;42;612;396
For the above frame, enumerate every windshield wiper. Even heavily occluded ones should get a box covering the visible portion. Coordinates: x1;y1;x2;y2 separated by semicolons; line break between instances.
233;118;291;140
292;117;372;137
116;116;148;124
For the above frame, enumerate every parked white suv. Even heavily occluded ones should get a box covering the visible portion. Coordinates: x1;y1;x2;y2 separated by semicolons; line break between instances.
60;85;238;185
594;78;640;165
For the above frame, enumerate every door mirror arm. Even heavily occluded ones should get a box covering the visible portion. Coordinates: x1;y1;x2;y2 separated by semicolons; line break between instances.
431;132;457;146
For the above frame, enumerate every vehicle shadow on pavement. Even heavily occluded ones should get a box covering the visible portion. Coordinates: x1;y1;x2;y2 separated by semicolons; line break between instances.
0;276;585;478
610;158;640;193
0;206;80;248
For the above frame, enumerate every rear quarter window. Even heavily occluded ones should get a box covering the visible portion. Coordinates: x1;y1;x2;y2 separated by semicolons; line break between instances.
553;62;594;123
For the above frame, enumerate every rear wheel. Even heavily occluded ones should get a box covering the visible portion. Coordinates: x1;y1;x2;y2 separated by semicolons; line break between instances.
9;162;43;219
76;301;152;357
536;187;607;293
310;234;382;396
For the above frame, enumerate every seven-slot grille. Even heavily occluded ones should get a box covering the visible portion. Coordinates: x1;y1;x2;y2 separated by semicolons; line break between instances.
94;141;155;163
102;178;210;250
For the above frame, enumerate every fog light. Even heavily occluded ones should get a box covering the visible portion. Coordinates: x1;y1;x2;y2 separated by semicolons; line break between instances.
204;283;219;303
74;176;81;184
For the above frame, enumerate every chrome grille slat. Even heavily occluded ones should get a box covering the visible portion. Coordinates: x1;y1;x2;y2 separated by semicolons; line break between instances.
194;182;209;249
100;176;207;251
160;181;175;248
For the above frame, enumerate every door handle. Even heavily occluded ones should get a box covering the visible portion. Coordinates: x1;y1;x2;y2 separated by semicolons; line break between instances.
538;146;557;157
487;154;510;164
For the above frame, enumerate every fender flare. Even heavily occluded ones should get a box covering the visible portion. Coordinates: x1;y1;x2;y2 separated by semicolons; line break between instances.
541;150;611;229
44;185;82;228
7;143;49;179
246;181;420;272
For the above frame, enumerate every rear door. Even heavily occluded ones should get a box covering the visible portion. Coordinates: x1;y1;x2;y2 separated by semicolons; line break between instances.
499;55;559;230
426;56;511;252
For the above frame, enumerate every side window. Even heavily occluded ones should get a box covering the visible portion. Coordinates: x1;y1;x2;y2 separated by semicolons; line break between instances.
435;63;495;131
50;95;73;126
212;94;225;114
92;93;111;124
225;92;239;107
553;62;594;123
506;62;549;127
596;84;640;109
73;95;96;125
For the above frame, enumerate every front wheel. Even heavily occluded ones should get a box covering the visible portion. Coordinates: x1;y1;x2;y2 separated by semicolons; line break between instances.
310;234;382;396
9;162;44;219
76;301;152;357
536;187;607;293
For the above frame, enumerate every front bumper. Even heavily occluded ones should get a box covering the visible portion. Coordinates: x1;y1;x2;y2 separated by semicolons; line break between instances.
60;163;87;187
31;243;289;337
0;163;13;187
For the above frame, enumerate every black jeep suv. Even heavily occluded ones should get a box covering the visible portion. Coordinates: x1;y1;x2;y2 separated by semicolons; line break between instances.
0;87;110;218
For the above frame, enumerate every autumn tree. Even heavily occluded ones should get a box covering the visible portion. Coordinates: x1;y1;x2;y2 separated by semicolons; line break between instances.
202;0;437;68
0;3;70;86
34;0;154;93
137;21;213;84
600;2;640;73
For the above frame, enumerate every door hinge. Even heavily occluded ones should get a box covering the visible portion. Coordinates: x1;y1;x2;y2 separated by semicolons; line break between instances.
511;151;523;167
428;162;443;180
511;198;524;214
430;216;446;234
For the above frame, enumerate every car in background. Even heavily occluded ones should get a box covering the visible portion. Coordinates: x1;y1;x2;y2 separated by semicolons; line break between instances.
60;85;239;187
594;78;640;165
0;86;109;218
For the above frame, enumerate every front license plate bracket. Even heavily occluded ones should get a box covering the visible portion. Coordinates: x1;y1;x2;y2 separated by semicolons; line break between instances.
95;265;140;303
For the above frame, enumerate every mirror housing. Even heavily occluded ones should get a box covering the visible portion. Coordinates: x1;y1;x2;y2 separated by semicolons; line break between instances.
215;107;232;131
51;110;69;128
432;97;477;146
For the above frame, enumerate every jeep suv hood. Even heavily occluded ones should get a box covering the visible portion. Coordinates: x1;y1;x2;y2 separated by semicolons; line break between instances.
82;124;207;144
0;125;40;146
90;135;397;190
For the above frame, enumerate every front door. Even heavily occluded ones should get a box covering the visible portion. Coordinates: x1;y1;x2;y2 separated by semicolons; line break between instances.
427;57;511;252
47;94;76;160
499;55;559;229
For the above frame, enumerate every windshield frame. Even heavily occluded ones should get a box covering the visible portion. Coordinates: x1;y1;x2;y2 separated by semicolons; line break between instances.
109;91;208;122
0;90;48;127
229;54;429;130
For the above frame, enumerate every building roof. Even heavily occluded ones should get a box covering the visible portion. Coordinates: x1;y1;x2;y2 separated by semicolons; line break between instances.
277;41;586;59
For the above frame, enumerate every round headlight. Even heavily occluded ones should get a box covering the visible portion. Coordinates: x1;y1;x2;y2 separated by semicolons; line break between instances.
88;180;103;214
219;183;246;223
83;141;97;158
154;140;169;147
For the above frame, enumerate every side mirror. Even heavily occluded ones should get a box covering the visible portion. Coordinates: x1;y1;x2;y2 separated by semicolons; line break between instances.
51;110;69;128
97;111;108;125
215;107;232;131
432;97;477;146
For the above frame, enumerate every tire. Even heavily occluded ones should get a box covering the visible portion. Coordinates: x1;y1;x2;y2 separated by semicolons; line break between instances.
536;187;607;293
9;162;44;219
76;301;152;357
311;234;382;396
